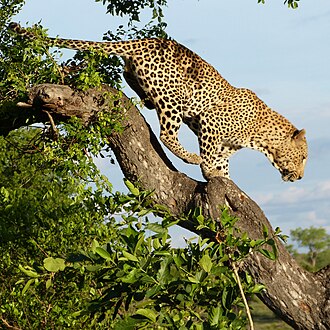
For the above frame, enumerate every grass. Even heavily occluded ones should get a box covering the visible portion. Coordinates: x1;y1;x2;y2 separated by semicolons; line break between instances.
250;297;293;330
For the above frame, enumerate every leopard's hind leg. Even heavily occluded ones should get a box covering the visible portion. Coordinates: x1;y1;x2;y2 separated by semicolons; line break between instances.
156;101;202;165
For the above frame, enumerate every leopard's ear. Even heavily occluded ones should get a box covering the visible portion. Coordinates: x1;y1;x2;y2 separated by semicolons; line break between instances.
292;129;306;144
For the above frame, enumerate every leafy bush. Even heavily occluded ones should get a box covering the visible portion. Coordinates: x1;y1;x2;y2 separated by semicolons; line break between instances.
12;178;285;329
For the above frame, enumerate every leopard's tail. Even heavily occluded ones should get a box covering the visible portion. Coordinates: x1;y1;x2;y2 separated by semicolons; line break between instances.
8;22;137;57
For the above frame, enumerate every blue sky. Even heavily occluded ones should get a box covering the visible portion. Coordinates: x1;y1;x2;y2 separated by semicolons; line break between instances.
15;0;330;244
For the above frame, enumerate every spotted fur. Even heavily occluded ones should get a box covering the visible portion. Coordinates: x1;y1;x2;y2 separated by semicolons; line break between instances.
9;22;308;181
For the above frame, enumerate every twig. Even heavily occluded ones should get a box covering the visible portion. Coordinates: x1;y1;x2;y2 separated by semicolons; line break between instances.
16;102;33;108
0;318;22;330
44;110;59;140
232;262;254;330
29;238;49;257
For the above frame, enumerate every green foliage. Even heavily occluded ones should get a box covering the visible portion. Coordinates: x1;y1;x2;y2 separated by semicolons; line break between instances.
1;1;168;108
0;0;24;29
13;188;282;329
95;0;167;23
195;207;287;263
103;20;168;43
283;0;300;8
1;22;62;102
258;0;300;9
63;49;123;90
0;128;116;329
2;21;121;98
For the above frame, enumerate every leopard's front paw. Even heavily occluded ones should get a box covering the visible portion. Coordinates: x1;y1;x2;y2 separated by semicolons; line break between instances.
184;153;202;165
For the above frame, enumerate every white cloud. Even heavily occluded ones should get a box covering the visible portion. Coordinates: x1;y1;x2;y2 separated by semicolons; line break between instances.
317;181;330;194
255;180;330;207
252;180;330;235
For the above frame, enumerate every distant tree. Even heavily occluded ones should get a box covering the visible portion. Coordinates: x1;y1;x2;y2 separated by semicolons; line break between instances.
290;227;330;271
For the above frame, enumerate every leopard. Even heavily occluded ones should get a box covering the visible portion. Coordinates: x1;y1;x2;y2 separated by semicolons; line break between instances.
9;22;308;182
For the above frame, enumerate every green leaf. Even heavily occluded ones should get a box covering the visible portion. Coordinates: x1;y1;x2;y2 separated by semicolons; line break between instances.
46;278;52;289
140;274;155;284
152;237;161;250
250;239;265;248
138;208;150;217
259;248;276;260
134;234;145;254
187;276;199;284
262;224;269;238
135;308;157;323
22;278;34;295
157;256;172;284
121;269;138;283
245;272;253;285
18;265;39;278
196;214;204;224
274;227;282;235
222;289;228;310
199;254;212;273
122;251;139;262
44;257;66;272
266;238;275;246
124;179;139;196
95;247;111;260
249;284;266;293
91;239;100;253
209;305;221;326
153;251;171;256
114;317;141;330
241;232;248;241
146;222;167;235
278;234;289;243
85;265;103;272
72;310;83;318
145;285;161;298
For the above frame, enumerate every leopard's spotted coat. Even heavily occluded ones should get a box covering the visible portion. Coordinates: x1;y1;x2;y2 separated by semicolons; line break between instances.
9;22;308;181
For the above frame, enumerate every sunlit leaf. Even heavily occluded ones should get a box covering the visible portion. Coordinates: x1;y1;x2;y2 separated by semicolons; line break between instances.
18;265;39;278
249;284;266;293
135;308;157;323
95;247;111;260
45;278;52;289
44;257;66;272
209;305;221;326
199;254;212;273
124;179;139;196
122;251;139;262
22;278;34;295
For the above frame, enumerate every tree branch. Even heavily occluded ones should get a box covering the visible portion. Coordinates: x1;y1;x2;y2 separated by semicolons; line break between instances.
3;83;329;330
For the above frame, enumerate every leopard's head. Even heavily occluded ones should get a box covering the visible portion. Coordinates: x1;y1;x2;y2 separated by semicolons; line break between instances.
271;129;308;182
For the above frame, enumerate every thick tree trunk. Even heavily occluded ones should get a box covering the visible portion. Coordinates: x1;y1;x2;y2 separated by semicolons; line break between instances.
2;83;329;330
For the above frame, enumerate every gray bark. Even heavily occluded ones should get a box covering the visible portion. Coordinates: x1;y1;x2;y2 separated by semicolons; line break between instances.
2;83;329;330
